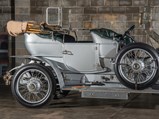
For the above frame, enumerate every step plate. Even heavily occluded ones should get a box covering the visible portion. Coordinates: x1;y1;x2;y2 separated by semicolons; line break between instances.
81;90;128;100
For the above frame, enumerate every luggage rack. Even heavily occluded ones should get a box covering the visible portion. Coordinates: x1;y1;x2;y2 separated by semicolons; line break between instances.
63;84;159;100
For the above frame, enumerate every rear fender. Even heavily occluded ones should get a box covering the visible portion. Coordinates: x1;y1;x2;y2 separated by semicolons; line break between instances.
39;57;65;88
12;56;65;89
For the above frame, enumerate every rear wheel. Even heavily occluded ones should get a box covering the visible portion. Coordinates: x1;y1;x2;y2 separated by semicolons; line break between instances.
11;64;56;107
114;43;159;89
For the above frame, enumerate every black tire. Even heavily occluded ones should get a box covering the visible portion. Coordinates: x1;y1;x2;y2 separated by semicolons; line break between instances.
114;42;159;90
11;64;56;108
54;90;70;99
156;48;159;54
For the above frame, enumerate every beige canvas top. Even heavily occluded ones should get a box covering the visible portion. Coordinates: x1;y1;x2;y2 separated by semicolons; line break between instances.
7;21;28;36
6;20;65;37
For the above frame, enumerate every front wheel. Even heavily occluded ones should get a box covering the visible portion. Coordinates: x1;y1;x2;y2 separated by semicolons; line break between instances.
114;43;159;90
11;64;56;107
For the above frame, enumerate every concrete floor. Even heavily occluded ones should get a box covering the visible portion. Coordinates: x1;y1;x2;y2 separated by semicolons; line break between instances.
1;86;159;119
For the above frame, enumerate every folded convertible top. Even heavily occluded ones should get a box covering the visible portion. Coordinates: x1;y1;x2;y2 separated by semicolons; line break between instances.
6;21;61;36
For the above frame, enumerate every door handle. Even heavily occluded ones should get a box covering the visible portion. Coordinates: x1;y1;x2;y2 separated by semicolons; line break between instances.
63;50;73;55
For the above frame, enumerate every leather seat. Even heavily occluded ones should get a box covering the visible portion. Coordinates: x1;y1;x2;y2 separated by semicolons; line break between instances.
90;28;119;40
54;32;75;43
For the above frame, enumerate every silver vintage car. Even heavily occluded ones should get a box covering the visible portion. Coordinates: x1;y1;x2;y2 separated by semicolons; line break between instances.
8;8;159;108
8;23;159;107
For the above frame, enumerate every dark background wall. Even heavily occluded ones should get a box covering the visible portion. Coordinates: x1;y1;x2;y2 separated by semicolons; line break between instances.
0;0;11;31
0;0;159;65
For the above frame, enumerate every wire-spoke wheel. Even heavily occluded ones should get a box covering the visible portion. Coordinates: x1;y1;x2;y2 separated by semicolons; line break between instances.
114;43;159;89
11;64;56;107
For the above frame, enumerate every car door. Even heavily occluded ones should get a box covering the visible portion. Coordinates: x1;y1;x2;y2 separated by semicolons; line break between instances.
63;43;100;72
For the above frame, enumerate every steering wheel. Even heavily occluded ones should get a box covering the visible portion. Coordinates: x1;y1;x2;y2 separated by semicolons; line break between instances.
124;25;135;35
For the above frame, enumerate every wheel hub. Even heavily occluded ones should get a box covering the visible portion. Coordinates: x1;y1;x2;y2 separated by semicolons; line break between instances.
27;79;41;93
132;60;144;72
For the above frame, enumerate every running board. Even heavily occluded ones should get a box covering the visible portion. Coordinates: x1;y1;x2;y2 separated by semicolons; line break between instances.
81;87;159;100
63;85;159;100
81;90;128;99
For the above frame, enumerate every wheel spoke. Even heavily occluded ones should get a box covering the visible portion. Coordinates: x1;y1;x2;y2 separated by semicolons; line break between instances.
34;93;42;101
19;85;28;93
118;63;131;66
134;50;139;60
136;73;146;83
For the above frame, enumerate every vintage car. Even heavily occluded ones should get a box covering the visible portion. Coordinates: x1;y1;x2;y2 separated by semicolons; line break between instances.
6;8;159;108
7;24;159;108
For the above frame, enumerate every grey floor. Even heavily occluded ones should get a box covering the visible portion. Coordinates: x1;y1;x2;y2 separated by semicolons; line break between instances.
1;85;159;119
